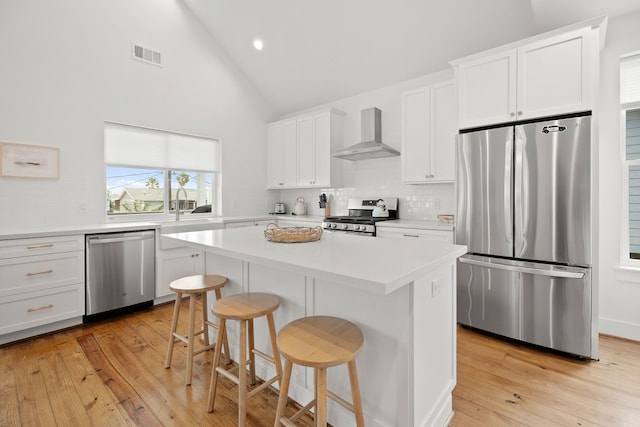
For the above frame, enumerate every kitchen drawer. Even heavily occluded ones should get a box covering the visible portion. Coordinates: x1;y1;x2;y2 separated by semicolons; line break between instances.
0;283;84;335
0;235;84;260
377;227;453;243
0;251;84;296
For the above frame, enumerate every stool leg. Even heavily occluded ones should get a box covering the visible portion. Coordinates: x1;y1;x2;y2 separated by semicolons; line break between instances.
201;291;209;346
207;318;227;412
239;319;248;426
164;291;182;369
274;359;293;427
214;288;232;365
248;319;256;386
185;294;197;385
348;360;365;427
316;367;328;427
267;312;283;386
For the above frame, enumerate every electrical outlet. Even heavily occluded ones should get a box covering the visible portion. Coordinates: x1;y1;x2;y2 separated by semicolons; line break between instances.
431;280;441;297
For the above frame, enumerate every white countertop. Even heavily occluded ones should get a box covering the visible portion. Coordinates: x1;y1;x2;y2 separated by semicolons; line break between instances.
0;215;322;241
0;222;161;240
163;226;466;295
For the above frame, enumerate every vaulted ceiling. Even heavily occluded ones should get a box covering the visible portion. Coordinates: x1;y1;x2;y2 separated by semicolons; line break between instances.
182;0;640;116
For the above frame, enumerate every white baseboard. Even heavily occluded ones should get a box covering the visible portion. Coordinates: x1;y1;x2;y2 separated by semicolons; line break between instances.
599;317;640;342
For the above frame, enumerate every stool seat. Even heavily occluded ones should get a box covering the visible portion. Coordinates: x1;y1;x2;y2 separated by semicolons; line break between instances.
275;316;365;427
277;316;363;367
170;274;227;293
165;274;230;386
212;292;280;320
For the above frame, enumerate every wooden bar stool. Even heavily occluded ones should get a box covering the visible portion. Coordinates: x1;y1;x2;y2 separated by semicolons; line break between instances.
164;274;230;386
274;316;365;427
207;292;283;426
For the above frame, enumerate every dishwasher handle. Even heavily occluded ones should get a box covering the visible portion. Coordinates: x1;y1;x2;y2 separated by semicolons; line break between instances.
87;231;155;246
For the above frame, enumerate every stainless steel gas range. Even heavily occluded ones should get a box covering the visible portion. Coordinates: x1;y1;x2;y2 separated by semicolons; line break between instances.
322;197;398;236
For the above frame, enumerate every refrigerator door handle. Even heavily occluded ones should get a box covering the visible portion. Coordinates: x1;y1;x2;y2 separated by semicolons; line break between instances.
459;256;585;279
504;135;513;246
514;126;529;255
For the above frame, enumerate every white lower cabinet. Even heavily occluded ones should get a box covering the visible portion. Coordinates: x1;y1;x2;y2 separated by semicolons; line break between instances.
0;235;84;344
377;226;453;243
156;247;204;298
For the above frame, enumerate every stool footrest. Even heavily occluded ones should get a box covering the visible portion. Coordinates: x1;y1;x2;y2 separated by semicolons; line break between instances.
246;374;279;400
252;348;275;364
280;418;298;427
289;399;316;424
328;390;355;412
215;366;240;385
191;343;215;356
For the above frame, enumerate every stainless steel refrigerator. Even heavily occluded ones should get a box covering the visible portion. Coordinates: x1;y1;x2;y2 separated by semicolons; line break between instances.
455;114;597;359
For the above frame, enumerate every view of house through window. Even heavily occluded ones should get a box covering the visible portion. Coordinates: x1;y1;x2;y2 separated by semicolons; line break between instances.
106;167;214;216
621;52;640;261
104;122;220;218
626;109;640;259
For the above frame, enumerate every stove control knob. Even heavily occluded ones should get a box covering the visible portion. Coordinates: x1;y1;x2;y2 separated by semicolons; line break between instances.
342;224;349;230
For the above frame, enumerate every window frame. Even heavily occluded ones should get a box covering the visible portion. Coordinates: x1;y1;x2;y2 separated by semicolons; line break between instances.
104;122;221;222
620;103;640;266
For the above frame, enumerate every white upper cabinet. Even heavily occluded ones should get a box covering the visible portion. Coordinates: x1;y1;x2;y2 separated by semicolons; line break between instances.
267;120;297;188
267;109;343;189
401;80;456;183
455;26;593;129
517;28;591;120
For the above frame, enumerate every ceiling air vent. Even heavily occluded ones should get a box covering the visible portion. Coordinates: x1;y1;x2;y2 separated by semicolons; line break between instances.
132;43;162;66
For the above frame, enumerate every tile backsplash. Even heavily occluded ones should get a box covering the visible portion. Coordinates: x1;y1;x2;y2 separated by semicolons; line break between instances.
277;157;455;219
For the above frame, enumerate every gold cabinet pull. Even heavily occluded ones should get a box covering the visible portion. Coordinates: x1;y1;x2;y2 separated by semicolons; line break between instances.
27;243;54;249
27;269;53;276
27;304;54;313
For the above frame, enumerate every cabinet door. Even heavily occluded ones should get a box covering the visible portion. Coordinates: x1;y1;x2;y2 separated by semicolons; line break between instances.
401;87;431;183
156;248;204;298
517;28;591;120
457;50;517;129
313;112;332;186
297;116;315;186
267;121;296;188
430;81;456;182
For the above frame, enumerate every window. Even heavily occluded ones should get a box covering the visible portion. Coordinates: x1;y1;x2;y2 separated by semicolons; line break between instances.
621;53;640;261
104;123;220;218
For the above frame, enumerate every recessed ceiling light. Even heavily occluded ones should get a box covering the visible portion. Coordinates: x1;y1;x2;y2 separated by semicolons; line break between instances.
253;39;264;51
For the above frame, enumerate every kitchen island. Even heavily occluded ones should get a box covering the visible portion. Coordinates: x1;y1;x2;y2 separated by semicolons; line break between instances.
163;227;466;427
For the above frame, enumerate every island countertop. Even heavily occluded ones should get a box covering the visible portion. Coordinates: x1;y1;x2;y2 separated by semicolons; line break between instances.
163;226;467;295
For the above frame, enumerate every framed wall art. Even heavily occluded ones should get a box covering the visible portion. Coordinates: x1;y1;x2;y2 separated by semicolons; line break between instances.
0;142;60;179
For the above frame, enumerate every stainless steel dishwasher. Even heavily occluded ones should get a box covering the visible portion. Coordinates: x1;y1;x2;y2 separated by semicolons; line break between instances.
85;230;155;321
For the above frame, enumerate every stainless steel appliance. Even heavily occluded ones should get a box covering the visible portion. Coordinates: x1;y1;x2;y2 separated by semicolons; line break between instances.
85;230;155;321
332;108;400;160
455;114;597;359
275;202;286;214
322;197;398;236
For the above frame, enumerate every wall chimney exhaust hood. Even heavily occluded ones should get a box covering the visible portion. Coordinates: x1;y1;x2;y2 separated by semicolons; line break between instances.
333;107;400;161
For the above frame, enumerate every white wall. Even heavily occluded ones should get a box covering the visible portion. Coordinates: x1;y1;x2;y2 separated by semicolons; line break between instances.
598;11;640;341
0;0;276;232
277;70;456;219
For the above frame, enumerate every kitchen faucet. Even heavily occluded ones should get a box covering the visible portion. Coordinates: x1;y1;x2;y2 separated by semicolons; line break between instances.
175;186;187;221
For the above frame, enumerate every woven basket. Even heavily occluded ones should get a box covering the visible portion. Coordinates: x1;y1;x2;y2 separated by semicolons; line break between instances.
263;223;323;243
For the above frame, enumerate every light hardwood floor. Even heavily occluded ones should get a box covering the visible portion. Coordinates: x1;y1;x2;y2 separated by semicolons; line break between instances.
1;299;639;426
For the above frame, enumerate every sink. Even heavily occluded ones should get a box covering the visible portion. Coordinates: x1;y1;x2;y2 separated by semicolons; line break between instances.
158;219;224;248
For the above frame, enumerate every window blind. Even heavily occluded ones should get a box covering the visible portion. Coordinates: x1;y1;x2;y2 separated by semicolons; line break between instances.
621;54;640;105
104;122;220;171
